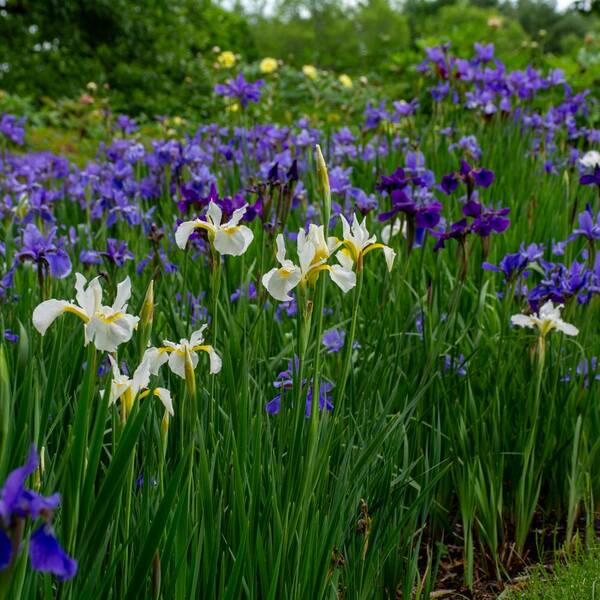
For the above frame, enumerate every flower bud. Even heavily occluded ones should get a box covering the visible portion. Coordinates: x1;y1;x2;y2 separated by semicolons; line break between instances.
184;346;196;399
315;144;331;232
140;280;154;328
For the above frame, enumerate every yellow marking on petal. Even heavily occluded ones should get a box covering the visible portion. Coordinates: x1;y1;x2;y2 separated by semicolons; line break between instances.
192;344;213;354
138;389;150;400
95;311;125;324
363;243;386;255
64;305;91;323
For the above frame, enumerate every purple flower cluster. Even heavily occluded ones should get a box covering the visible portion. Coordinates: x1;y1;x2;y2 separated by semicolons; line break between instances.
214;73;264;109
265;357;334;417
0;446;77;581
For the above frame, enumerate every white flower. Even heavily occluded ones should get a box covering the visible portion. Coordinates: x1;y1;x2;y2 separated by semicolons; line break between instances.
175;201;254;256
261;225;356;302
339;214;396;272
32;273;139;352
580;150;600;169
510;301;579;337
100;355;173;417
381;219;407;244
143;324;222;380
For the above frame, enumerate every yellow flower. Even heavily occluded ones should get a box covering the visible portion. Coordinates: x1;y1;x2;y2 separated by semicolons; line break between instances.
217;51;236;68
227;102;240;113
338;74;353;89
302;65;318;80
260;57;278;74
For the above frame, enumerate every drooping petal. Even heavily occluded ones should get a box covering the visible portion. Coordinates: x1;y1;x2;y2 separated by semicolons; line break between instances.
86;314;139;352
175;220;200;250
262;267;301;302
555;320;579;337
510;314;535;329
382;246;396;272
32;300;71;336
329;265;356;293
168;349;198;379
153;388;174;416
0;445;38;521
196;345;222;374
46;250;72;280
141;347;170;376
213;227;253;256
29;525;77;581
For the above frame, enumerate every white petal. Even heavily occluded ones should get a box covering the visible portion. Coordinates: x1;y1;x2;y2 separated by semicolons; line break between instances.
383;246;396;272
262;267;301;302
168;351;198;379
336;250;354;270
154;387;174;416
201;346;222;374
142;347;169;376
329;265;356;293
189;325;208;347
275;234;287;264
87;314;139;352
32;299;70;335
113;276;132;312
206;201;222;227
175;220;200;250
227;205;247;227
511;314;535;329
213;227;253;256
556;320;579;336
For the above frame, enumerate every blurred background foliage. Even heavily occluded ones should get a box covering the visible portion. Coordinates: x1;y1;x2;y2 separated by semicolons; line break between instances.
0;0;598;124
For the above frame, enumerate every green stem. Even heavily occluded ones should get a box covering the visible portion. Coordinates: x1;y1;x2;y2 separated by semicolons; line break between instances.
336;268;363;409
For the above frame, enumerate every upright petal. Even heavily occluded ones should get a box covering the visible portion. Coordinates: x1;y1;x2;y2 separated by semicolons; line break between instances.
113;276;132;312
206;201;223;227
227;204;248;227
189;325;208;347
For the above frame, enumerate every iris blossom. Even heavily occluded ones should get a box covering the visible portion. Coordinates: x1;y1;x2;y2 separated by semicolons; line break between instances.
175;201;254;256
32;273;139;352
262;225;356;302
0;446;77;581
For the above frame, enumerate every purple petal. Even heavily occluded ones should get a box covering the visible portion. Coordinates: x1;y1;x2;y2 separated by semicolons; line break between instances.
29;525;77;581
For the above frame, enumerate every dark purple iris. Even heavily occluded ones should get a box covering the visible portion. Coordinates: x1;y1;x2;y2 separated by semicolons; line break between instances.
214;73;264;109
432;218;470;251
15;224;72;279
580;166;600;188
0;446;77;581
440;160;494;198
379;191;443;230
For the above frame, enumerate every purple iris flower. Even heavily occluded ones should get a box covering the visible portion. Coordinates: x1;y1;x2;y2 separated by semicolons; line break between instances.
114;114;138;135
15;224;72;279
440;160;494;197
0;446;77;581
443;354;467;376
214;73;264;109
470;205;511;237
265;357;334;416
3;330;18;343
363;102;389;130
322;328;345;353
571;205;600;240
99;238;135;267
580;166;600;188
483;243;544;280
0;114;26;145
379;190;443;230
432;218;471;251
